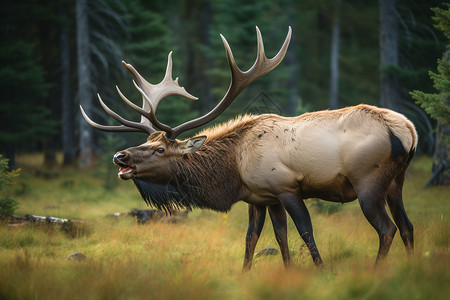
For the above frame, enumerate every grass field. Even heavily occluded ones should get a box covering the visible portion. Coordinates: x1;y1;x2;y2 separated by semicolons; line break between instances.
0;154;449;300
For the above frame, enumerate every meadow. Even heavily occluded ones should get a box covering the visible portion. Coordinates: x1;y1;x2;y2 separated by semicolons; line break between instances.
0;154;449;300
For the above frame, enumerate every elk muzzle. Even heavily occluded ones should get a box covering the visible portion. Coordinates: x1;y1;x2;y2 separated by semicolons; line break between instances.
113;151;136;180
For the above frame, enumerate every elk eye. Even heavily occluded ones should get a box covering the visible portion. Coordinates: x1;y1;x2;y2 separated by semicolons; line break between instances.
156;148;165;154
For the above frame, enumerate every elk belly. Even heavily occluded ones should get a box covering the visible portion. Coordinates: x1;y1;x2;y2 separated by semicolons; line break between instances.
300;174;357;203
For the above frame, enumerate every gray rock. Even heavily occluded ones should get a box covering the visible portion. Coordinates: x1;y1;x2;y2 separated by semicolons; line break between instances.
66;252;86;261
255;248;279;258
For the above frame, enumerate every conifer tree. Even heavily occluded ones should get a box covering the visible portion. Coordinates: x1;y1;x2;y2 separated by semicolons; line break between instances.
120;0;196;139
411;4;450;186
0;32;55;170
0;155;20;217
77;0;130;167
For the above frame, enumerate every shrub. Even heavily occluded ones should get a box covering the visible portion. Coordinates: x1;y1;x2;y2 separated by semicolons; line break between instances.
0;155;20;217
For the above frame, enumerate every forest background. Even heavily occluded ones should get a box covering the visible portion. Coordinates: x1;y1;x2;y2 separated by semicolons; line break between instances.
0;2;449;299
0;0;448;176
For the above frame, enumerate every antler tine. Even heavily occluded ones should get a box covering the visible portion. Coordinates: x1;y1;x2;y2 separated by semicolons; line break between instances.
96;94;155;134
130;80;174;134
80;104;148;133
255;26;266;62
170;26;292;139
115;85;168;133
122;53;198;138
245;26;292;82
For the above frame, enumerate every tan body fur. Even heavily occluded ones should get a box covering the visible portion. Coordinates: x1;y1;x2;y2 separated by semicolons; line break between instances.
201;104;417;206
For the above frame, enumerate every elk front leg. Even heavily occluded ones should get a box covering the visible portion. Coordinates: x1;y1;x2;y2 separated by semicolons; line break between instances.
268;203;291;268
243;204;266;271
278;193;323;266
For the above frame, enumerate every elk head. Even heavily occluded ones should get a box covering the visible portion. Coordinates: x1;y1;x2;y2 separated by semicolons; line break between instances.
80;26;291;182
111;131;207;181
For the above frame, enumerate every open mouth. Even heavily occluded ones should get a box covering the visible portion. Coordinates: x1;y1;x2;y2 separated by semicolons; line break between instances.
119;167;133;175
117;166;136;179
113;153;136;180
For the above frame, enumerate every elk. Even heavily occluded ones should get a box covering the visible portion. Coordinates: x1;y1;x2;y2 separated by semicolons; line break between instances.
81;27;417;270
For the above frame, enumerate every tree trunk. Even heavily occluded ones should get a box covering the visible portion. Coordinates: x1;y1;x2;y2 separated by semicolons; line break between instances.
60;6;76;166
179;1;199;99
428;50;450;187
329;0;341;110
286;1;300;116
427;121;450;186
76;0;93;167
286;38;300;116
379;0;400;111
200;1;213;113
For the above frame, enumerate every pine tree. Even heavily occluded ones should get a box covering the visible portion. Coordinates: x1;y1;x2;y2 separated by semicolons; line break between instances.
410;4;450;186
0;155;20;217
77;0;130;167
379;0;401;111
77;0;94;167
329;0;341;109
0;2;59;170
59;2;76;165
207;0;291;120
411;54;450;124
0;38;55;170
119;0;197;138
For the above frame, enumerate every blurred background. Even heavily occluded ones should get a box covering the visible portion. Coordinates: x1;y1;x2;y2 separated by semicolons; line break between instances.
0;0;447;175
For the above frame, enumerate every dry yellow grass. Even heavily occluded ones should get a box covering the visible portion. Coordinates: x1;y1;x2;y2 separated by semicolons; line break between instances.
0;154;449;299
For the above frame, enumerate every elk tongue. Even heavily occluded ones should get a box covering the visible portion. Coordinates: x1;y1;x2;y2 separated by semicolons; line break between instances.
119;167;132;174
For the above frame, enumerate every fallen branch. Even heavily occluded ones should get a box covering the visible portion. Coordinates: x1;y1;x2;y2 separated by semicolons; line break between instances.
9;214;83;224
6;214;91;237
108;208;189;224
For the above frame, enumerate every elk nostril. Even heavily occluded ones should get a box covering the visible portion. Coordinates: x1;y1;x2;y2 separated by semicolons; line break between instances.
113;152;127;164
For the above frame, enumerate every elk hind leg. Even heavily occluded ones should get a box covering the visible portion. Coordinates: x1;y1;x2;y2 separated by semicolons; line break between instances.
243;204;266;271
268;203;291;268
357;183;397;264
386;173;414;254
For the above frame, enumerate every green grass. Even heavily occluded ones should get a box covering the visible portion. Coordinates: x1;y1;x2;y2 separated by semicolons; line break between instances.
0;154;449;299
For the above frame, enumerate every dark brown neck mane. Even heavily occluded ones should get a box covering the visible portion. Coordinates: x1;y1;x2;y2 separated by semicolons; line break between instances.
133;116;259;212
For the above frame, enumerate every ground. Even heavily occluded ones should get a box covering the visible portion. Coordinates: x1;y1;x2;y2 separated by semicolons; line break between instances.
0;154;449;300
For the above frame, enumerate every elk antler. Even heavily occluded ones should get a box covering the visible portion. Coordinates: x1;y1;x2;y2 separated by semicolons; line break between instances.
80;51;197;135
170;26;292;139
80;93;154;134
80;26;292;139
121;52;198;136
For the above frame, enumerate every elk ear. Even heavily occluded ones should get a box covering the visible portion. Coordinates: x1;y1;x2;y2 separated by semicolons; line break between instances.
180;136;207;154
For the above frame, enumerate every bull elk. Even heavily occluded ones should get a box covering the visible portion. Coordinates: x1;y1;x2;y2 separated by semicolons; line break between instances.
81;27;417;270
